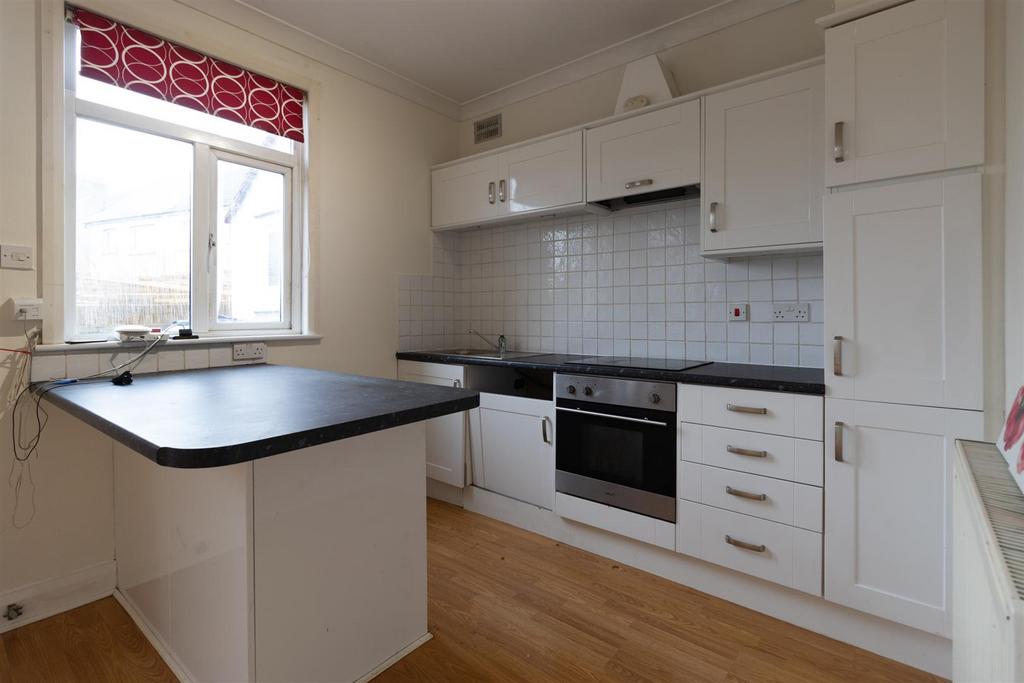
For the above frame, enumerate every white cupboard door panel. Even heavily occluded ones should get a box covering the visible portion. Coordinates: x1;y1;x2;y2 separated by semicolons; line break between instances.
585;101;700;203
825;0;984;186
825;173;982;409
477;394;555;510
499;132;583;215
398;364;467;488
824;399;983;637
431;155;499;228
703;65;824;253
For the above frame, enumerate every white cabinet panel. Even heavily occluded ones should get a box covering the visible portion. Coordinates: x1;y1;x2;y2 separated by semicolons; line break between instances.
824;173;982;409
702;65;824;255
499;132;582;215
476;393;555;510
585;101;700;203
824;399;983;637
825;0;984;186
431;155;499;228
398;361;467;488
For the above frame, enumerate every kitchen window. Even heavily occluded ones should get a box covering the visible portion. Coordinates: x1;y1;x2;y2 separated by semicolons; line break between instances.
64;8;306;340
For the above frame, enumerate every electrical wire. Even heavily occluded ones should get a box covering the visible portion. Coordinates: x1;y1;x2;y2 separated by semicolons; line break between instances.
7;332;167;528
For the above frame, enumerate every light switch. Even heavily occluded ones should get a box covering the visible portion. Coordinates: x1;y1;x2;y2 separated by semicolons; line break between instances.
1;244;33;270
728;303;748;321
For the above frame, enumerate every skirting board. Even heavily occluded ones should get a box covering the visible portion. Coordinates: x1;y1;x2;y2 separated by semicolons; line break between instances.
355;632;433;683
114;589;198;683
461;485;952;679
426;477;465;506
0;560;116;635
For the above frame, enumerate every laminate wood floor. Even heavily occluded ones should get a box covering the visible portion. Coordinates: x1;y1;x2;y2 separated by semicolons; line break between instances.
0;499;945;683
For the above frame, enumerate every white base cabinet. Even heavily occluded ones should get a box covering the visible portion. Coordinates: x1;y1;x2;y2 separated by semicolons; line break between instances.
824;398;983;637
398;360;467;488
701;64;824;256
470;392;555;510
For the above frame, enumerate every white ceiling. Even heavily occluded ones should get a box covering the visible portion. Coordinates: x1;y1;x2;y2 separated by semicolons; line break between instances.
238;0;723;105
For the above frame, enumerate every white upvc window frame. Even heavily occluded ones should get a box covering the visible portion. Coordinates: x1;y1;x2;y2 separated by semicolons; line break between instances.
62;21;305;341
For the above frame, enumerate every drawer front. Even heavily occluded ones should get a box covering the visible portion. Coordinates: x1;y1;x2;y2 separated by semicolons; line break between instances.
677;502;822;595
685;386;823;439
698;466;794;526
698;425;824;486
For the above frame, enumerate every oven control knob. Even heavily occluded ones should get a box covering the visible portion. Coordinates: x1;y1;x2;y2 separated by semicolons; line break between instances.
583;386;594;396
566;385;576;395
650;393;661;404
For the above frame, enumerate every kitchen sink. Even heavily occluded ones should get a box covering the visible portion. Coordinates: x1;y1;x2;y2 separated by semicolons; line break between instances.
439;348;540;360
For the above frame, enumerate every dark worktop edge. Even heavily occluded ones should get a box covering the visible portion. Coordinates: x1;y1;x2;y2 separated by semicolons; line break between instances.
396;351;825;395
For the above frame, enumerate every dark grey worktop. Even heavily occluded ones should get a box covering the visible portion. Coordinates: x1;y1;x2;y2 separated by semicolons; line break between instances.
42;364;479;469
396;351;824;395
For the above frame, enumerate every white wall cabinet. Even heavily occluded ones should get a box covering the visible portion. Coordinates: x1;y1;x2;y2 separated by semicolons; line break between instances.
585;101;700;203
470;393;555;510
824;398;983;637
701;65;824;256
431;132;582;228
824;0;984;187
824;173;982;410
398;360;467;488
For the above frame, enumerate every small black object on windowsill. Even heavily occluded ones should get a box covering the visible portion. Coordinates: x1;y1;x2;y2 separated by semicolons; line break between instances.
112;371;133;386
172;327;198;340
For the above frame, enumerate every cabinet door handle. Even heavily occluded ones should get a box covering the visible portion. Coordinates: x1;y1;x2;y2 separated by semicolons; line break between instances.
833;121;845;162
832;335;843;376
541;416;552;445
487;181;496;205
726;445;768;458
624;178;653;190
726;485;767;502
726;403;767;415
834;421;845;462
498;179;507;202
725;535;766;553
452;379;461;388
708;201;719;233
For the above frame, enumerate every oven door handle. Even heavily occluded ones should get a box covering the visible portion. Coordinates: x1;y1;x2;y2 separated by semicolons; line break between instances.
555;406;669;427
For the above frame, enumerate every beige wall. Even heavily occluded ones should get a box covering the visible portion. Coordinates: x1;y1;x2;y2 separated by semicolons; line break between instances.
457;0;832;156
0;0;457;597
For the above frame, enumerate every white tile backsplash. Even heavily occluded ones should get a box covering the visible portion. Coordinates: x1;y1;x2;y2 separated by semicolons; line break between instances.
399;199;824;367
30;343;263;384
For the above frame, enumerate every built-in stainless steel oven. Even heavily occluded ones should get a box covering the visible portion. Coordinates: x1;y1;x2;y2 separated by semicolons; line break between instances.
554;373;676;522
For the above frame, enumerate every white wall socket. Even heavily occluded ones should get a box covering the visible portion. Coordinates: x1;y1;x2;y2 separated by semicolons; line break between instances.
232;342;266;361
773;303;810;322
1;244;34;270
12;297;44;320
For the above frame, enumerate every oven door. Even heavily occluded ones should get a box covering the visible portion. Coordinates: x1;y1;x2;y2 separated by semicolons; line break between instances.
555;399;676;522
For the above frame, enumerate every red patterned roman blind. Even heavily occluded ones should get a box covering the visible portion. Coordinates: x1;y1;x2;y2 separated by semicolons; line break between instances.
69;6;306;143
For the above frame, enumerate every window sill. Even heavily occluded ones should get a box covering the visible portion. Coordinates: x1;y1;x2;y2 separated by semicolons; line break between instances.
34;332;322;355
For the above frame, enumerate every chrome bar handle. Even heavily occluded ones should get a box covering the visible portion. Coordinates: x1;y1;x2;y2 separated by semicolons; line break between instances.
541;416;552;445
555;406;668;428
726;403;767;415
708;201;719;233
624;178;654;190
833;121;845;162
834;421;845;462
487;181;496;205
726;486;767;502
452;379;461;388
498;179;507;202
725;535;766;553
726;445;768;459
833;335;843;376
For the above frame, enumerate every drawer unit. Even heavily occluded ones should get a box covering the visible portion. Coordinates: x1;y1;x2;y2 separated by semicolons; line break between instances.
680;423;824;486
677;501;822;595
681;464;822;532
679;386;823;440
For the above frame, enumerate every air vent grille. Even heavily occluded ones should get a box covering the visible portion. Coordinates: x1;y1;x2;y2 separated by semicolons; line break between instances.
474;114;502;144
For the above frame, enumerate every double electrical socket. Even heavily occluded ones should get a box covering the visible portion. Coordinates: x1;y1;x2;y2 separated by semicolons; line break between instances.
12;297;44;320
773;303;810;322
232;342;266;361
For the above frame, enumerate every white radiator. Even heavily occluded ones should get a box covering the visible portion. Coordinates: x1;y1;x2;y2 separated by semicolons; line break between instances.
954;440;1024;682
